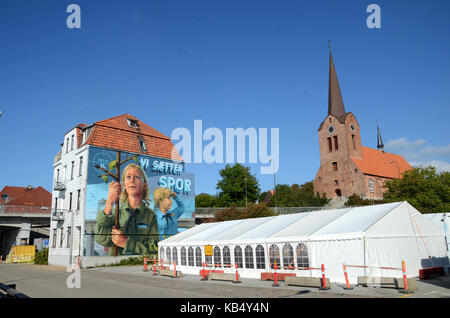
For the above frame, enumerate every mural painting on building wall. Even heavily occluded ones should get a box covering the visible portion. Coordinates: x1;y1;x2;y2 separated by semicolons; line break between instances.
85;147;195;256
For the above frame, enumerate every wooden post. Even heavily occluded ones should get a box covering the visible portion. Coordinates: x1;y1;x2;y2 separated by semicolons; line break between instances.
113;151;121;256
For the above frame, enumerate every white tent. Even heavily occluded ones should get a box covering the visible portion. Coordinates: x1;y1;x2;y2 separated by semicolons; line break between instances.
159;201;449;284
424;212;450;261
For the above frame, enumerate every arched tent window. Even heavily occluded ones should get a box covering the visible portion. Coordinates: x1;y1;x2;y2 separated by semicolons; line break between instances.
296;243;310;268
188;247;194;266
282;244;294;269
234;246;243;268
213;246;222;267
244;245;254;269
269;244;280;269
205;254;212;267
255;245;265;269
166;247;172;264
195;247;202;267
172;247;178;265
160;247;165;262
223;246;231;267
181;247;187;266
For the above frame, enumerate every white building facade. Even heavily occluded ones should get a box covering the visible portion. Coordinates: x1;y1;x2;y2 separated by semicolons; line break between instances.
49;125;90;267
48;114;195;268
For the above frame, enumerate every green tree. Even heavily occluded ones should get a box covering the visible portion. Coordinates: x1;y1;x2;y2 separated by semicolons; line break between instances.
216;164;261;207
266;184;294;207
382;166;450;213
214;203;274;222
345;194;382;206
265;181;329;207
195;193;217;208
291;181;329;207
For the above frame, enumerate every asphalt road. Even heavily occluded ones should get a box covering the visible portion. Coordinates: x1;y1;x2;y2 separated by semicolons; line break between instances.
0;263;449;299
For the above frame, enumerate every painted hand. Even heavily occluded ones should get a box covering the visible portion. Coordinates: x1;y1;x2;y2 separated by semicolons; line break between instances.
111;227;127;248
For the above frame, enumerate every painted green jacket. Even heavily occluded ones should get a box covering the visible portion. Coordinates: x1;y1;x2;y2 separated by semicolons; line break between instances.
94;200;159;256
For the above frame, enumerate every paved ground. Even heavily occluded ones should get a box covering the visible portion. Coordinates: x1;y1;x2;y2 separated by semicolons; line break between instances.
0;263;449;298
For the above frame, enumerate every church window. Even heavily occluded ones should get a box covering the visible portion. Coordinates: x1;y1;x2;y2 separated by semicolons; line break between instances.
368;179;374;193
333;162;338;171
327;138;332;152
352;134;356;149
333;136;339;150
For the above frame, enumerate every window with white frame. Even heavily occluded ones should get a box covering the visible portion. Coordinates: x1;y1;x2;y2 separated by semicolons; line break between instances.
223;246;231;267
60;227;64;248
70;161;75;180
172;247;177;265
195;247;202;267
166;247;171;264
52;229;57;248
181;247;187;266
67;226;71;248
205;254;212;266
188;247;194;266
269;244;280;269
234;246;243;268
282;244;294;269
255;245;265;269
296;243;309;268
244;245;254;269
79;156;83;176
160;247;165;262
213;246;221;267
77;190;81;210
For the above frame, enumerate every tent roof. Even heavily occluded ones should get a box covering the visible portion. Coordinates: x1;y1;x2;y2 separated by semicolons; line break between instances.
160;201;443;246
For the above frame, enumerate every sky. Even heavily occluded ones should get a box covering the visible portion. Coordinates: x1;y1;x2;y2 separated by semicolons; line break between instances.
0;0;449;196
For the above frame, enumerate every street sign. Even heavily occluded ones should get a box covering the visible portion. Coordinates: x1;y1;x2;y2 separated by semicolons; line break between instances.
204;245;213;256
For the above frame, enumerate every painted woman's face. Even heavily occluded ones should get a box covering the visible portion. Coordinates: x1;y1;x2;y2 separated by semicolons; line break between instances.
160;197;172;212
124;167;145;198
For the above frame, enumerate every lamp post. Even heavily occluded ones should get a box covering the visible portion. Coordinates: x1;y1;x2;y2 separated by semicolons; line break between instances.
270;158;278;215
244;174;247;208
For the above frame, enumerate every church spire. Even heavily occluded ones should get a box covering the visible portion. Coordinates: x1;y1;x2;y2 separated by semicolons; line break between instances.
377;122;384;151
328;45;346;122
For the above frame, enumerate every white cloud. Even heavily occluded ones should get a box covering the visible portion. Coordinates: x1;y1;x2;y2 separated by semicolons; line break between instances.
410;160;450;173
385;137;426;152
385;137;450;173
420;144;450;157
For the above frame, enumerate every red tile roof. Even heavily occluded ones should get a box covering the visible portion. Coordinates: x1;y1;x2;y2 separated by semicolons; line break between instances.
82;114;183;161
0;186;51;206
351;146;412;179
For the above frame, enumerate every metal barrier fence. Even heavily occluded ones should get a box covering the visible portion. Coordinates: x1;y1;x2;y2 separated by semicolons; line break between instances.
194;206;345;217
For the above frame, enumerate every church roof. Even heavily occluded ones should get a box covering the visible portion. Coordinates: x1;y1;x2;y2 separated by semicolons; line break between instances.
351;146;412;179
328;52;346;122
319;51;347;130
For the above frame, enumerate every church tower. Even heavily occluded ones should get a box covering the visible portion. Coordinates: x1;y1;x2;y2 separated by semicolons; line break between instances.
314;49;363;198
313;47;412;200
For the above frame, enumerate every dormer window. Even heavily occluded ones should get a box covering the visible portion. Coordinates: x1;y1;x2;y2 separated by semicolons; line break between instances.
138;136;147;152
82;126;93;144
127;118;140;129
